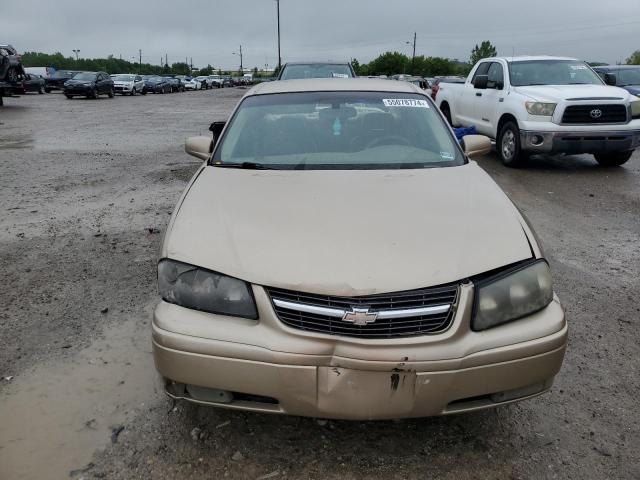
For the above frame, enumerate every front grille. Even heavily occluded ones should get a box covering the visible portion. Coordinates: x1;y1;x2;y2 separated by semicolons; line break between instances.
266;283;459;339
562;104;627;124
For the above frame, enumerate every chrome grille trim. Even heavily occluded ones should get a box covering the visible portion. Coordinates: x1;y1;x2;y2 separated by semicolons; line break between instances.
272;299;450;319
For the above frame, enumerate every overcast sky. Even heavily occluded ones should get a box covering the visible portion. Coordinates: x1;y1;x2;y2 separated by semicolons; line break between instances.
3;0;639;69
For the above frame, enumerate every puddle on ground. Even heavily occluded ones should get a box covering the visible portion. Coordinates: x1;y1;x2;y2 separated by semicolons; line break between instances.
0;309;158;480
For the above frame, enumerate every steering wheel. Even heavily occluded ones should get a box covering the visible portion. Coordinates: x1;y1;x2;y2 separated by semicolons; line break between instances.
365;135;410;149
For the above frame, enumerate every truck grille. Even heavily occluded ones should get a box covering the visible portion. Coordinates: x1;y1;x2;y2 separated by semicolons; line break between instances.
562;104;627;124
266;283;459;339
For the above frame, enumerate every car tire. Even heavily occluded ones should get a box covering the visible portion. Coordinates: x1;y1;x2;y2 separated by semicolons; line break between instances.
65;94;73;99
92;88;99;99
440;104;453;126
498;121;528;167
594;151;633;167
45;88;51;93
131;87;137;96
6;67;19;84
108;88;114;98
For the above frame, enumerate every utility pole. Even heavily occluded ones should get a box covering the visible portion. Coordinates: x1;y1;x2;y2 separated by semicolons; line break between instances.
165;53;168;68
276;0;281;71
405;33;416;74
139;49;142;74
72;49;80;61
240;45;243;72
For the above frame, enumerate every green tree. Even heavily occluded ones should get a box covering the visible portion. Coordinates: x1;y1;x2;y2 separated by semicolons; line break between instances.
365;51;410;76
470;41;497;65
626;50;640;64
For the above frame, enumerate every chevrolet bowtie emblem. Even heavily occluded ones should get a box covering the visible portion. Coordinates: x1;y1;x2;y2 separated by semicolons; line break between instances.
342;307;378;326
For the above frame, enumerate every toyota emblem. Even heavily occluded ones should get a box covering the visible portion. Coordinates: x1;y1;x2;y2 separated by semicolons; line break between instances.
590;109;603;119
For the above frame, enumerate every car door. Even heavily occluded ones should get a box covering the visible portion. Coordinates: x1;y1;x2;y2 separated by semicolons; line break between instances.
473;62;505;136
135;75;143;91
464;61;492;128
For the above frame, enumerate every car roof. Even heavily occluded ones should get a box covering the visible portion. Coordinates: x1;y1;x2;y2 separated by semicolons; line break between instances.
248;78;422;96
283;61;351;65
495;55;579;62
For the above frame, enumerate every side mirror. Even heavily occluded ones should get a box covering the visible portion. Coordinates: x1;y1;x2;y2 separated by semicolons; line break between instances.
462;135;492;158
209;121;226;145
185;136;213;160
473;75;488;90
604;73;617;86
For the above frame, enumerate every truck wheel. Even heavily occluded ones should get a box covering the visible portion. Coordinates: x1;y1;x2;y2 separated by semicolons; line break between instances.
593;151;633;167
440;104;453;126
498;122;528;167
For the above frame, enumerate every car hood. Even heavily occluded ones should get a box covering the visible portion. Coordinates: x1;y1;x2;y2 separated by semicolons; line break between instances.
163;163;533;296
622;85;640;96
513;84;632;102
65;79;93;85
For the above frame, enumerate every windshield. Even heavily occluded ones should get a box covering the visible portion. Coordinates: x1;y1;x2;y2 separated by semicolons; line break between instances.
213;91;463;170
72;72;97;81
113;74;135;81
509;60;603;86
608;68;640;86
280;64;353;80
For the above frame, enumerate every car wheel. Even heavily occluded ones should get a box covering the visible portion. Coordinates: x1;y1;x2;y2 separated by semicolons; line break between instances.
37;85;44;94
498;121;528;167
6;67;19;83
92;87;99;99
108;88;114;98
594;151;633;167
440;104;453;126
45;88;51;93
65;94;73;99
131;87;136;96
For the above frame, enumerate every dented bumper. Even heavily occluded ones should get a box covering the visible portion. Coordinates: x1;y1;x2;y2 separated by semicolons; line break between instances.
152;284;567;419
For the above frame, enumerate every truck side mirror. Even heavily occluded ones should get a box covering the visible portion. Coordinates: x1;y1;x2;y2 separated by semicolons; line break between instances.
209;121;226;145
473;75;488;89
603;73;617;86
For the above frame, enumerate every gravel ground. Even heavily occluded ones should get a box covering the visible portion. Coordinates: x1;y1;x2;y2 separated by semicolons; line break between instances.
0;89;638;480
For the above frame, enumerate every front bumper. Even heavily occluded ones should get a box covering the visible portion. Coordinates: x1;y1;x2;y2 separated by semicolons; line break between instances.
64;85;92;95
521;128;640;154
152;284;567;419
114;84;133;92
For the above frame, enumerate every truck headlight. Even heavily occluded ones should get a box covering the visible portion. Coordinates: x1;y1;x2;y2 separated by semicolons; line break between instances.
472;260;553;331
158;259;257;319
631;99;640;119
525;102;557;116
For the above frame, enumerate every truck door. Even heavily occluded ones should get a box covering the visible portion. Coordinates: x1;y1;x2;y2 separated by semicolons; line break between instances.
473;62;505;136
459;62;491;128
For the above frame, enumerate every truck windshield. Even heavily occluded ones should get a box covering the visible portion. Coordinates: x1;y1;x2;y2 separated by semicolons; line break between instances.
213;91;464;170
280;64;353;80
509;60;604;87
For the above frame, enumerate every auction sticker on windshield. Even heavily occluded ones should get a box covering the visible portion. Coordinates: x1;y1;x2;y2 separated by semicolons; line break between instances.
383;99;429;108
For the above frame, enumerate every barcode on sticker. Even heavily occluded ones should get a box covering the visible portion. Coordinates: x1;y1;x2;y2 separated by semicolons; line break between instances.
383;99;429;108
332;73;349;78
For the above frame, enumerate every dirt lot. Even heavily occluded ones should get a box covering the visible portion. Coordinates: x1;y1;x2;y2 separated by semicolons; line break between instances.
0;89;638;480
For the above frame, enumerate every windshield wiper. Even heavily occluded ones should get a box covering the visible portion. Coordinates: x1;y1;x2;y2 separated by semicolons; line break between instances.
214;162;274;170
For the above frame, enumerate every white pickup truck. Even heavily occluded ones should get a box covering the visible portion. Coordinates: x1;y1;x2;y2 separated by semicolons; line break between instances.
436;56;640;167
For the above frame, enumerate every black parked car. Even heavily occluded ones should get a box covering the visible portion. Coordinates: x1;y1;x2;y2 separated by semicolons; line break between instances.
20;73;46;94
165;77;184;92
144;76;171;94
45;70;79;92
63;71;114;99
0;44;25;84
593;65;640;97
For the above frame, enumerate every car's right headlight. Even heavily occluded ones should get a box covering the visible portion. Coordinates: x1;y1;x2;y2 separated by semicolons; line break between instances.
472;260;553;331
158;259;257;319
525;102;557;116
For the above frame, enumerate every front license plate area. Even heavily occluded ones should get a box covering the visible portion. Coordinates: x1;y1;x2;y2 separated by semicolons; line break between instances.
317;367;416;420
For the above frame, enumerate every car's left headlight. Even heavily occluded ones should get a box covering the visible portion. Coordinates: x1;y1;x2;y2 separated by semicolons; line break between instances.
472;260;553;331
631;99;640;119
158;259;257;319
